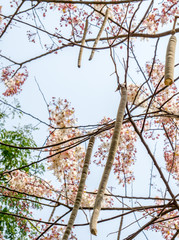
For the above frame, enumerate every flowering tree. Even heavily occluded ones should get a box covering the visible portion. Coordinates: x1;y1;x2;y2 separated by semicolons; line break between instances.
0;0;179;239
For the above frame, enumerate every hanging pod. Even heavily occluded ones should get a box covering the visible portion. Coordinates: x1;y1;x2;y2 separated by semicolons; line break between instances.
62;136;95;240
78;18;88;68
164;35;177;86
90;86;127;236
89;8;109;61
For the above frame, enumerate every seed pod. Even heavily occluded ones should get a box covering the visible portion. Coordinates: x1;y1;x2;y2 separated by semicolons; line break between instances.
90;86;127;236
78;18;88;68
89;8;109;61
62;136;95;240
164;35;177;86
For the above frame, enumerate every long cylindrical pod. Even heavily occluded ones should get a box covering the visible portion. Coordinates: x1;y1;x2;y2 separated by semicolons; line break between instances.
90;86;127;236
78;18;88;68
62;136;95;240
89;8;109;61
164;35;177;86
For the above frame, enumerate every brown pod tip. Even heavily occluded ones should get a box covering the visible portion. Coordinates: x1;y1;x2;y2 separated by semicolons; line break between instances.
164;78;173;86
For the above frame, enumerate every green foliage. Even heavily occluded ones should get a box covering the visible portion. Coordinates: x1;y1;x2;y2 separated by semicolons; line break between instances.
0;209;28;240
0;98;22;129
0;99;45;239
0;126;36;171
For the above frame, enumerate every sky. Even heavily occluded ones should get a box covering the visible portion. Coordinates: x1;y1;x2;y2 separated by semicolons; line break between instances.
0;1;179;239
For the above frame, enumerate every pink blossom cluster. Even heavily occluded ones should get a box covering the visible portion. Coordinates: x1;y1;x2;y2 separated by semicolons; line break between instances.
28;1;178;50
41;2;135;45
142;1;179;34
145;61;179;180
9;170;54;198
1;180;43;237
48;3;82;36
29;224;78;240
47;98;85;183
163;119;179;181
127;83;149;108
1;68;28;96
164;147;179;181
29;225;65;240
145;199;179;240
146;61;178;115
49;2;77;14
48;98;113;207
